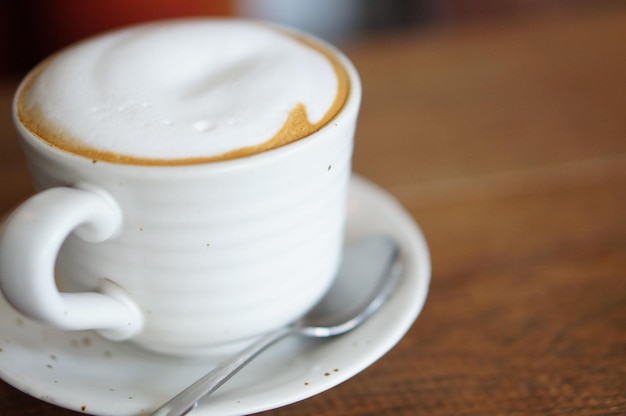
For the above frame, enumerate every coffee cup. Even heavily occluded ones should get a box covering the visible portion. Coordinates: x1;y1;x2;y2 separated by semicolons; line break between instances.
0;19;361;356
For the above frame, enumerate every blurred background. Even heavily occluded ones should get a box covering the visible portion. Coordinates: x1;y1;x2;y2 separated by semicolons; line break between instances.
0;0;594;77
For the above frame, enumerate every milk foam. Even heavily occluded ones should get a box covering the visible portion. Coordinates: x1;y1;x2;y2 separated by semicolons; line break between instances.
18;20;348;163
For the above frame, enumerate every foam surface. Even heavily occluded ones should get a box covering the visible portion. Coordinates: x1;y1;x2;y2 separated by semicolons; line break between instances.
18;20;346;163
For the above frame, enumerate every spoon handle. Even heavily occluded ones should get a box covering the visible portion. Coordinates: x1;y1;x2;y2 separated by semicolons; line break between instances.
151;326;296;416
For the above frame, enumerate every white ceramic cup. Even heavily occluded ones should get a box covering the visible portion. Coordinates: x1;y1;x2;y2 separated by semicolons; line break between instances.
0;21;361;356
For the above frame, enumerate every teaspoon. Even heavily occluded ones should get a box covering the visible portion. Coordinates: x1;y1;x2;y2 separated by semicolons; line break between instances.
152;235;402;416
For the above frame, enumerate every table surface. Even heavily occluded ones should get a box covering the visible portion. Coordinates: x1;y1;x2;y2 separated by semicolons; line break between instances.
1;4;625;415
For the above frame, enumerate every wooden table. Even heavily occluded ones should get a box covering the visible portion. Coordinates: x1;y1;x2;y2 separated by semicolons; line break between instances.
1;4;625;415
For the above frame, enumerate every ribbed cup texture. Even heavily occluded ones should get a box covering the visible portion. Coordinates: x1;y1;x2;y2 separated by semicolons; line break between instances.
29;116;356;355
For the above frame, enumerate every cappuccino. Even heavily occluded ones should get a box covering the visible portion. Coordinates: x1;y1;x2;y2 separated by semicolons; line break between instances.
16;19;349;165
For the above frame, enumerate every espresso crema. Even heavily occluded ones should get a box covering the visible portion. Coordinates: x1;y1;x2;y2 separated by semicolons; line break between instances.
16;19;349;165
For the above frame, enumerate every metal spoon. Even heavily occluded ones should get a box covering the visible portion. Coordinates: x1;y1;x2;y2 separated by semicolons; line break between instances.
152;235;402;416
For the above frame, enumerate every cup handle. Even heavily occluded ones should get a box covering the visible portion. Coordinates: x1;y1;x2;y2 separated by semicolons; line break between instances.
0;186;143;340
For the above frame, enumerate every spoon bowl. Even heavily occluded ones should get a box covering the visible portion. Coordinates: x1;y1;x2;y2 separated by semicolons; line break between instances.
152;235;402;416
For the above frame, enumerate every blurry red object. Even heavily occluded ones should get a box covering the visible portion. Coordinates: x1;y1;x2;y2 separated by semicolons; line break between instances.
41;0;234;48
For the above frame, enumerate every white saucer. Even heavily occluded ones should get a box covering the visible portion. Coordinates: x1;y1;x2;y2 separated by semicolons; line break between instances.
0;175;431;416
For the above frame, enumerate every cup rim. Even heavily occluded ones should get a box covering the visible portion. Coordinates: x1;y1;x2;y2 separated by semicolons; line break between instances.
12;18;362;174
